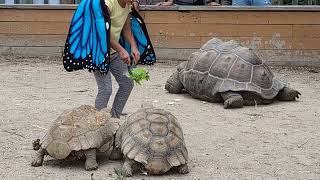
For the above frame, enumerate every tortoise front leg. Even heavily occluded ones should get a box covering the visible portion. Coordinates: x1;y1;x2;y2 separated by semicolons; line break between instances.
84;148;98;171
109;147;122;160
221;91;244;109
123;157;136;177
277;87;301;101
177;163;189;174
31;148;46;167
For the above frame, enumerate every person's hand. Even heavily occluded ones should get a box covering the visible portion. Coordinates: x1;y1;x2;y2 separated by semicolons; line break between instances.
119;48;130;64
131;46;140;64
207;2;221;6
156;1;174;6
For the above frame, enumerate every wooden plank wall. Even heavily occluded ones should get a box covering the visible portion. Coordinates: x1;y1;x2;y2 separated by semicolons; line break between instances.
144;10;320;66
0;7;320;67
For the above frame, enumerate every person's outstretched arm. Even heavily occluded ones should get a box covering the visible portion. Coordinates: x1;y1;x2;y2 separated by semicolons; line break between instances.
106;5;131;64
122;15;140;63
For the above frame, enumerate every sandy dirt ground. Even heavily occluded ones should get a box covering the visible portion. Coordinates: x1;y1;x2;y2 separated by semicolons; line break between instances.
0;57;319;180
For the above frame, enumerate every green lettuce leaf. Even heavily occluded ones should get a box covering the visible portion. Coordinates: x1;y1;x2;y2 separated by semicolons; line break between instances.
127;67;150;85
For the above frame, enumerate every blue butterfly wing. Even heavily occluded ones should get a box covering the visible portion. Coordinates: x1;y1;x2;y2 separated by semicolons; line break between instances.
63;0;111;73
120;9;156;65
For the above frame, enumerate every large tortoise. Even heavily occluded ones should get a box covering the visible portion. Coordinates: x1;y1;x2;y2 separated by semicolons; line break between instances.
111;104;189;176
31;105;120;170
165;38;301;108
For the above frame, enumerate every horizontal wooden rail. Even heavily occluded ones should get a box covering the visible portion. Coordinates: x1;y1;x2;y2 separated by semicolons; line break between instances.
0;5;320;67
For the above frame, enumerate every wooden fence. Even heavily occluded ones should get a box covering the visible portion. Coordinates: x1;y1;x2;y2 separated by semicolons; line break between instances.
0;5;320;67
1;0;320;4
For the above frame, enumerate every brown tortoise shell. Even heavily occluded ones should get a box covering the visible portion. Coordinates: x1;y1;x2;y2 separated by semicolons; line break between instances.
116;108;188;174
179;38;285;100
41;105;119;159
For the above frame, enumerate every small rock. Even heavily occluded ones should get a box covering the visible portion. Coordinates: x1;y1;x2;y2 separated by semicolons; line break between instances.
309;69;319;73
74;89;89;93
167;102;175;105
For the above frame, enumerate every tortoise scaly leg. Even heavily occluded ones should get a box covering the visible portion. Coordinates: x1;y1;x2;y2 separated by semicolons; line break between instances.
177;163;189;174
31;148;46;167
84;149;98;171
277;87;301;101
109;147;122;160
221;91;244;109
123;158;135;177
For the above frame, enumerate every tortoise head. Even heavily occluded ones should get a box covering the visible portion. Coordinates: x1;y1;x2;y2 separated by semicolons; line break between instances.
32;139;41;150
145;159;171;175
177;61;187;72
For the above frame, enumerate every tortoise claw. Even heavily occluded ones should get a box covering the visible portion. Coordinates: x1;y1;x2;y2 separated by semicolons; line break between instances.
297;91;301;98
293;90;301;99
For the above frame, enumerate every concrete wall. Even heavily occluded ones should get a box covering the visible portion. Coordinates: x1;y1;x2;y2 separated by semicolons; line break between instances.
0;5;320;67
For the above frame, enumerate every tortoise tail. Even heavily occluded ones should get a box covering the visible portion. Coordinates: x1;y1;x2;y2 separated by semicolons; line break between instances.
32;139;41;150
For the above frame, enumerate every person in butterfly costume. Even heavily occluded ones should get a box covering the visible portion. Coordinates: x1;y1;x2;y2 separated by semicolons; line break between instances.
63;0;156;118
